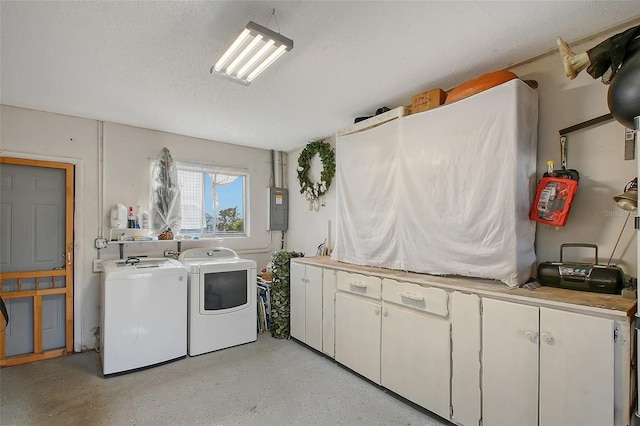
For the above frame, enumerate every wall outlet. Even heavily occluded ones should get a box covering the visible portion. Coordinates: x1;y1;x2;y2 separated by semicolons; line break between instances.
93;259;104;273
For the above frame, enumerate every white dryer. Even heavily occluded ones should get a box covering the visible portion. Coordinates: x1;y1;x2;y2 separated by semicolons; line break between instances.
178;248;257;356
100;258;187;376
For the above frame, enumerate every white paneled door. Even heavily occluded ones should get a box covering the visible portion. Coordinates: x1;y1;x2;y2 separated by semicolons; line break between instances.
538;307;614;426
450;291;481;426
482;298;539;426
304;265;323;352
381;304;450;419
0;157;74;366
335;292;381;384
290;263;323;352
289;262;306;342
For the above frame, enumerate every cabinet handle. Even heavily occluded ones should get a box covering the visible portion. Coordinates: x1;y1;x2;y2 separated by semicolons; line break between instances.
383;310;388;317
350;281;367;288
541;332;554;345
525;331;538;342
374;308;380;316
398;292;424;301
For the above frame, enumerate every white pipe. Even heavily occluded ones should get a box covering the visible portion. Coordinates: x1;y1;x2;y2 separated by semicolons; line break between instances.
229;232;275;255
98;121;104;237
97;121;104;257
635;115;640;419
280;150;286;188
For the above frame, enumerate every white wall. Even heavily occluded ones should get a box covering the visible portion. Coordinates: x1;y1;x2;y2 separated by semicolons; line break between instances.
286;135;338;257
1;106;99;350
1;106;280;350
100;122;276;262
287;25;638;281
513;30;636;276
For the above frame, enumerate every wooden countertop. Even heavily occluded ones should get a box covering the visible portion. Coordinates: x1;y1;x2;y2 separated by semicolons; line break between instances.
293;256;637;318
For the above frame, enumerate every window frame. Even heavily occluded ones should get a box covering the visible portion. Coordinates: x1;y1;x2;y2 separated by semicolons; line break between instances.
175;160;249;238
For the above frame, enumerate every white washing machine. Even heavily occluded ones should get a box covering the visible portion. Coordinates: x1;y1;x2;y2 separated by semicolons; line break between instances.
178;248;257;356
100;257;187;376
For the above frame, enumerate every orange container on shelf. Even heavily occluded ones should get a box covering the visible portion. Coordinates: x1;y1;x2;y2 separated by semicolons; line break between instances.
445;70;518;104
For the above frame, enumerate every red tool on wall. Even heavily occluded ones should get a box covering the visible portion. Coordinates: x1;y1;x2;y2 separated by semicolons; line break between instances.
530;114;617;227
530;159;579;227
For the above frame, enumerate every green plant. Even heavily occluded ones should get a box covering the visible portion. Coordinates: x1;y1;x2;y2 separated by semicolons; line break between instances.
270;250;304;339
296;140;335;207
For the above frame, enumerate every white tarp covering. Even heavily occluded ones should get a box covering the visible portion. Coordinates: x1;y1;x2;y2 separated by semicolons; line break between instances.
333;79;538;286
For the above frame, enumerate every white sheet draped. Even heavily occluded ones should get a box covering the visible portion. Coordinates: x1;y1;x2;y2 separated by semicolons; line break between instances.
332;79;538;286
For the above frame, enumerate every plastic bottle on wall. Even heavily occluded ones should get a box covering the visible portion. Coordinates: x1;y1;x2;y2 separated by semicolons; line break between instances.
127;206;136;228
142;210;150;229
135;205;141;229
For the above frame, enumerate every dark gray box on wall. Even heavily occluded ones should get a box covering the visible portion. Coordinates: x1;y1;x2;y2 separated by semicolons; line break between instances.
267;187;288;231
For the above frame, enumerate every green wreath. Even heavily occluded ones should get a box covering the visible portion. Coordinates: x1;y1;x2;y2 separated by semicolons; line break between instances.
297;140;335;204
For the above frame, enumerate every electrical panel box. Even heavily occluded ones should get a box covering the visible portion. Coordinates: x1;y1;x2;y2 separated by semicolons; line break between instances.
267;187;288;231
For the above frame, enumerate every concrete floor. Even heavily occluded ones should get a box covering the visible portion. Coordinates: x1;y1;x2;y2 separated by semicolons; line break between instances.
0;333;450;425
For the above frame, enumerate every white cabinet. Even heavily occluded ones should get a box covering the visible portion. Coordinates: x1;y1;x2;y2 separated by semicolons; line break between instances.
482;298;614;426
290;263;324;352
321;269;336;357
291;258;633;426
335;271;382;384
335;292;382;384
450;291;481;426
336;274;452;417
538;307;614;426
482;298;539;425
289;262;306;342
380;280;450;419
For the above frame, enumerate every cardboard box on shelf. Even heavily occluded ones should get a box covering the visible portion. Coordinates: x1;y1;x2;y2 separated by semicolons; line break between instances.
411;88;447;114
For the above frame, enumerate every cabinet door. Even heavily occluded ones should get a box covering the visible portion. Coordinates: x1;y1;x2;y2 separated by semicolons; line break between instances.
289;262;306;342
451;292;481;426
335;292;381;384
322;269;336;358
482;298;539;426
305;265;323;352
539;308;614;426
381;304;450;419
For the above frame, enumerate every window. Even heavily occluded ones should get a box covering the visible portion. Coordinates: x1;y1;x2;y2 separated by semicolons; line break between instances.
176;161;247;236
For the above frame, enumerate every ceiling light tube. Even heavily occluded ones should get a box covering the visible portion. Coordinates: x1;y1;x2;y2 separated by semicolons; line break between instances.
213;28;251;73
237;39;275;79
247;44;287;82
226;34;263;76
246;21;293;52
211;20;293;84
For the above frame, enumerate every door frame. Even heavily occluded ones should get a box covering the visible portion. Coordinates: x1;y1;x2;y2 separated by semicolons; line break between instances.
0;157;74;366
0;151;85;355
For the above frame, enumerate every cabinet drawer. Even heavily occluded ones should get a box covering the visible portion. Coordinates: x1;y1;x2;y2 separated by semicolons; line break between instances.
382;279;449;317
337;271;381;300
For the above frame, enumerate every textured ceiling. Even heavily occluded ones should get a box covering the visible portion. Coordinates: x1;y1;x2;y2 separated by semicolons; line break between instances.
2;1;639;152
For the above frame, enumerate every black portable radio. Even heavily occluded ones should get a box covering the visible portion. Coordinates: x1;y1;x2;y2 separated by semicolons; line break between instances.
536;243;625;295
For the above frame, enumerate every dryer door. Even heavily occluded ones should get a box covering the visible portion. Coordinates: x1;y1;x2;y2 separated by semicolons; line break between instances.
199;261;253;315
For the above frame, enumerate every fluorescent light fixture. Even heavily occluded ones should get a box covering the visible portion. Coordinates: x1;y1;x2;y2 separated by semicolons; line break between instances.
211;21;293;86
